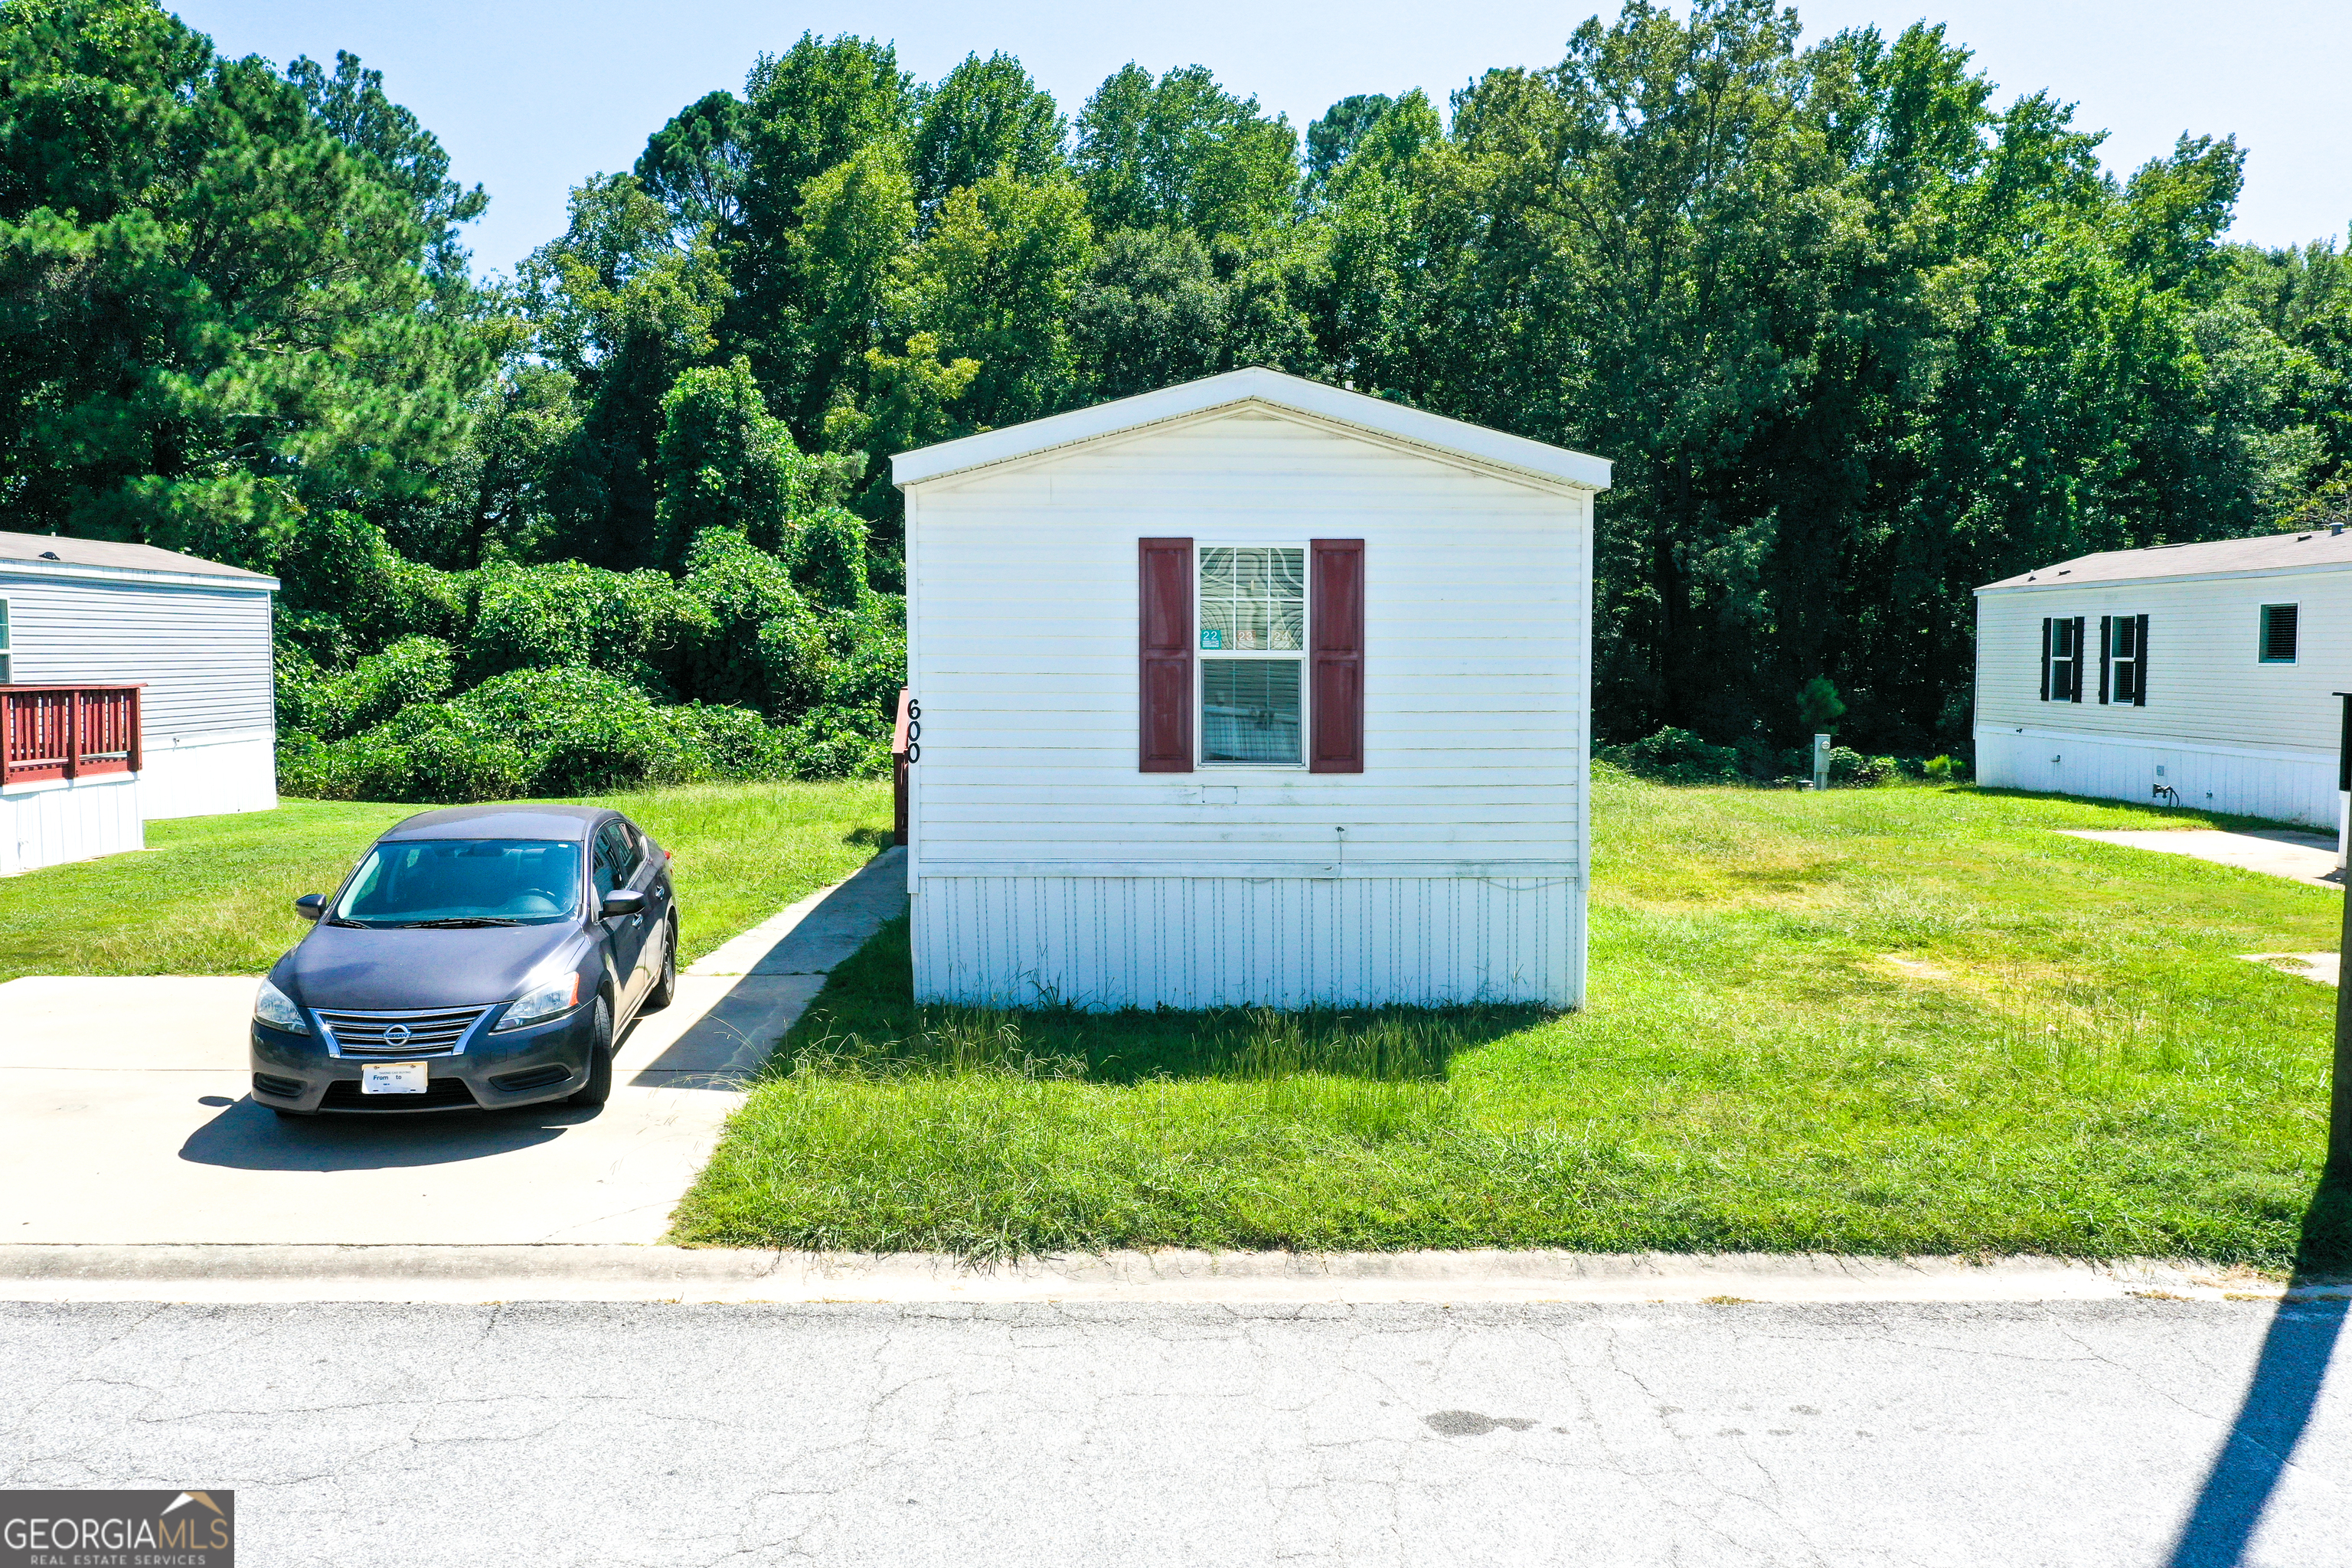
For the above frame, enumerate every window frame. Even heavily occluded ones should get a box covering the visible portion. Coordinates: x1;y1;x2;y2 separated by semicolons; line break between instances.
2107;613;2141;704
0;594;12;685
1194;542;1311;769
2047;616;2080;699
2259;603;2299;665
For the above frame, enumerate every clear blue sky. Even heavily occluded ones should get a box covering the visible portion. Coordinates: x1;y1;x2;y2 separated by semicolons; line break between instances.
172;0;2351;279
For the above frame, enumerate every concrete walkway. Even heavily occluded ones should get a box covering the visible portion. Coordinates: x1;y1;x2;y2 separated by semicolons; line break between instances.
0;848;904;1246
2058;827;2344;888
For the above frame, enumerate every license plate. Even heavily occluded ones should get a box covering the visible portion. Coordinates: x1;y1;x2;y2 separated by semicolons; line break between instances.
361;1062;429;1095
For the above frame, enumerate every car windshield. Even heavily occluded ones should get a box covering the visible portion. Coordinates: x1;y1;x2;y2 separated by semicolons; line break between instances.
332;839;582;927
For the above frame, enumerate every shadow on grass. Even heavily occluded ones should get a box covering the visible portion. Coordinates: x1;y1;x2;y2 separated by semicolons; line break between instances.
768;916;1544;1085
2161;1181;2352;1567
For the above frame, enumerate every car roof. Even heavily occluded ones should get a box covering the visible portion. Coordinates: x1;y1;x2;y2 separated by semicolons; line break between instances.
377;805;615;842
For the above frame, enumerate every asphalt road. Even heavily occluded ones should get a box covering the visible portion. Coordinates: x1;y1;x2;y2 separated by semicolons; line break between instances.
3;1298;2344;1566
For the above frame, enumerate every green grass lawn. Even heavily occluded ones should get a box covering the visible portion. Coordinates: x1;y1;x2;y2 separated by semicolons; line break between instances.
0;780;891;982
673;776;2346;1266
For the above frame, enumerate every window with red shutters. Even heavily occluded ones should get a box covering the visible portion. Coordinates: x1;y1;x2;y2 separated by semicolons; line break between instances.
1309;539;1364;773
1138;537;1194;772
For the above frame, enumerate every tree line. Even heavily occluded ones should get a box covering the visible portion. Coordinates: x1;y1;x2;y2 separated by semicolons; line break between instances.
3;0;2346;784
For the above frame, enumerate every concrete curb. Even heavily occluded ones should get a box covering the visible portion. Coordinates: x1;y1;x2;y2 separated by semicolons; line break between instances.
0;1244;2328;1305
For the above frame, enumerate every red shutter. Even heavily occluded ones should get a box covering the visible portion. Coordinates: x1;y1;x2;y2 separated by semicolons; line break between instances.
1139;537;1194;772
1309;539;1364;773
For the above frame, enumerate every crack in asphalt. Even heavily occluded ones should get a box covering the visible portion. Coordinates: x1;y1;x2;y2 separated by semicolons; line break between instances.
0;1300;2342;1566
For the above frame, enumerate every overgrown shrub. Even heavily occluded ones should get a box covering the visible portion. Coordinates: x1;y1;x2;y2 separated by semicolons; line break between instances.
277;511;463;655
671;701;795;779
270;516;906;803
274;635;455;742
455;667;696;794
681;528;831;715
461;558;709;691
1828;747;1896;786
783;702;893;779
339;636;457;738
1597;727;1744;785
786;505;871;612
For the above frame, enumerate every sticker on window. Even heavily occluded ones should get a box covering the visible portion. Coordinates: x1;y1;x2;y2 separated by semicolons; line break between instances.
1199;629;1223;649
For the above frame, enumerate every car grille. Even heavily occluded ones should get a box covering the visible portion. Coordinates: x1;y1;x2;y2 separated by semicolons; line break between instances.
315;1005;492;1057
320;1076;479;1111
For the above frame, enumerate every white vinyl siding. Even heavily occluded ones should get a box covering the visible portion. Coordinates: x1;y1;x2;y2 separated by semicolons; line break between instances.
905;404;1592;1007
1978;567;2352;753
909;409;1587;871
0;570;273;738
1976;564;2352;823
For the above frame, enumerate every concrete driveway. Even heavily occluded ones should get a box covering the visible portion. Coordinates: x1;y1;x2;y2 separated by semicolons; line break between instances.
2058;827;2344;888
0;848;903;1245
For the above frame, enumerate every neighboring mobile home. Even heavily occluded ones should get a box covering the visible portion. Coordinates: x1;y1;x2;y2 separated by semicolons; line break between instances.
891;368;1611;1010
1;531;277;875
1975;529;2352;829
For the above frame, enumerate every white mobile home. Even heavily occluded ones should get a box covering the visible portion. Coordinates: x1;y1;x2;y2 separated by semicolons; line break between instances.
892;368;1611;1010
1975;530;2352;827
2;531;278;875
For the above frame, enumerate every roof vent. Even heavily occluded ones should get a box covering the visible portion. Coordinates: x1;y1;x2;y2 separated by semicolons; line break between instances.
2298;533;2314;542
37;550;60;560
2057;568;2070;575
2335;523;2346;537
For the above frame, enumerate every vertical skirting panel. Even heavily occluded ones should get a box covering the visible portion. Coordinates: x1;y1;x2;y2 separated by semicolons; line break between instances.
1974;727;2337;825
912;874;1583;1010
1;773;145;877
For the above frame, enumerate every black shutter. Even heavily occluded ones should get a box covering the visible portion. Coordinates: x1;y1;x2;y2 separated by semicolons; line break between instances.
2040;618;2053;701
2134;613;2148;706
2070;616;2086;701
2099;616;2112;704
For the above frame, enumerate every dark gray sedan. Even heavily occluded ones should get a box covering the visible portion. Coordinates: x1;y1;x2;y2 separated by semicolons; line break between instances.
249;805;679;1115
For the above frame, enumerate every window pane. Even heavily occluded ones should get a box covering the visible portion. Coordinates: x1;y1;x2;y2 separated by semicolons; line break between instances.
1199;547;1304;638
1198;547;1236;597
1202;659;1302;764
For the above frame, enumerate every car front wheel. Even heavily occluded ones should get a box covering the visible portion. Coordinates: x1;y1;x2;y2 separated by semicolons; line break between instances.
568;995;613;1108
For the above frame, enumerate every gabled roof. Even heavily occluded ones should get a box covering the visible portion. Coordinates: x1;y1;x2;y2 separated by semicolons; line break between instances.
890;368;1613;492
0;528;276;586
1979;529;2352;591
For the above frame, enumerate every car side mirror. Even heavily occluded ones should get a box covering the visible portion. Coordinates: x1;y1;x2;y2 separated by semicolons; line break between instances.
293;894;326;922
600;889;647;920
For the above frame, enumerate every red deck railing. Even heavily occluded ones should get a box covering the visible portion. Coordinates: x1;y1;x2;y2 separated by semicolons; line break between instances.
1;684;144;786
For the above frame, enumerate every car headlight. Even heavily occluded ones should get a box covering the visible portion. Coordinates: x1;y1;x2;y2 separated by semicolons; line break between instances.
494;972;581;1031
254;978;309;1034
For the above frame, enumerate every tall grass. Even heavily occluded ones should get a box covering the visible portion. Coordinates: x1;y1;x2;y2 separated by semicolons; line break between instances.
0;779;890;980
677;778;2344;1264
